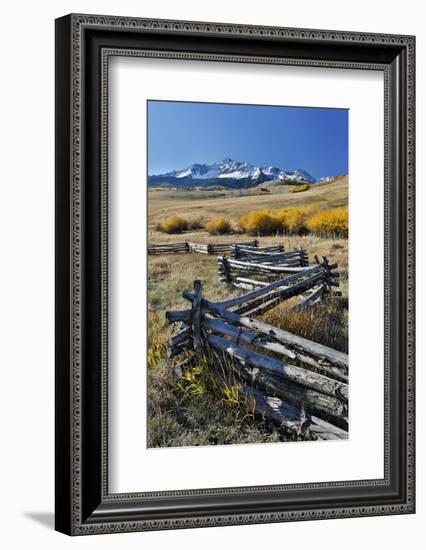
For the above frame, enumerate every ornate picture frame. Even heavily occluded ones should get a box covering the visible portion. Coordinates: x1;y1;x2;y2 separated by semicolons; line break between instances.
55;14;415;535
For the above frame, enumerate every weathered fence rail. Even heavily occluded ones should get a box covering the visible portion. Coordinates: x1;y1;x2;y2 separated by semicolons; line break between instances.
218;253;327;289
232;244;309;266
148;240;258;255
166;279;348;440
231;243;284;256
148;242;188;255
223;258;338;312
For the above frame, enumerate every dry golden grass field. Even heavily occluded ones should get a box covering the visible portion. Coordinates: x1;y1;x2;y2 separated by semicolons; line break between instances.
148;175;348;231
147;177;349;448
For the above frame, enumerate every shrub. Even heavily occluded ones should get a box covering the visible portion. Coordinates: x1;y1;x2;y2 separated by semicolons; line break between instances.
306;207;348;238
238;210;282;236
237;204;348;238
278;205;319;234
159;215;188;234
289;183;310;193
205;216;232;235
278;207;305;234
157;215;213;233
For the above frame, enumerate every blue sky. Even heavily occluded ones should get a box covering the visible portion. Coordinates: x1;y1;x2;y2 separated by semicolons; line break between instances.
147;101;348;179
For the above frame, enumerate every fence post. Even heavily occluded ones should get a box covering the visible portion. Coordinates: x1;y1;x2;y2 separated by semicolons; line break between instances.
191;280;205;354
322;256;332;293
185;241;189;252
222;256;232;283
207;243;213;255
254;239;259;248
322;256;330;273
218;256;232;283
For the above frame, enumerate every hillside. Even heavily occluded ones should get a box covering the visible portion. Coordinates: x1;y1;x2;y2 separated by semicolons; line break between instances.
148;175;348;229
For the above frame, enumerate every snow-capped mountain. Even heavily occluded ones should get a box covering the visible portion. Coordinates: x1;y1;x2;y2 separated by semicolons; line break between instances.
148;158;324;188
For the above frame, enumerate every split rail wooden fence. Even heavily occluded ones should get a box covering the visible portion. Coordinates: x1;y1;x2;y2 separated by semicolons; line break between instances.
148;240;258;255
166;274;348;440
218;253;332;289
232;244;309;266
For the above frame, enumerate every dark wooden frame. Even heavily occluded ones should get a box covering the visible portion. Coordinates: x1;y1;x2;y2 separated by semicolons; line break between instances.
55;13;415;535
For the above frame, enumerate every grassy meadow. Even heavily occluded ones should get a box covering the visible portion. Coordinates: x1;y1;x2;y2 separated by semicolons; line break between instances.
147;177;349;448
148;175;348;230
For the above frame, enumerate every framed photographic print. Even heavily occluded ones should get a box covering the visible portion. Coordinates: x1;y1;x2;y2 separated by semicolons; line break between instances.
55;14;415;535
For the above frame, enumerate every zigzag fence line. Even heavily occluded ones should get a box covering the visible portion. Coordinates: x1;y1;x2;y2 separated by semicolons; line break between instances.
165;277;348;441
218;252;337;291
217;258;339;313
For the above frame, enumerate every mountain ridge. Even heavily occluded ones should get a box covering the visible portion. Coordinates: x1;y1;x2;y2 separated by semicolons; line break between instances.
148;157;335;188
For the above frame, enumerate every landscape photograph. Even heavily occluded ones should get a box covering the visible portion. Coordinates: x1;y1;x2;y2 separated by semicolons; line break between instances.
147;100;349;448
